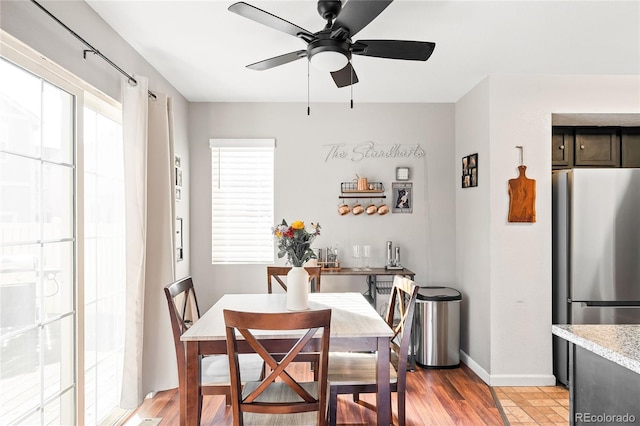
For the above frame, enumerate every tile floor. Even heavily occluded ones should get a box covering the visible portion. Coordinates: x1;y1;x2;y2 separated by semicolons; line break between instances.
493;386;569;425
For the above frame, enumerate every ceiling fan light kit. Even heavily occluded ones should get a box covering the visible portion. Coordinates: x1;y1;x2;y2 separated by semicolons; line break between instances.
228;0;436;87
310;50;348;72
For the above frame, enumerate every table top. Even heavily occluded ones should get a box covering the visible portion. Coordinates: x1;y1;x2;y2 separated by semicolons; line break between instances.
182;292;393;342
320;267;414;276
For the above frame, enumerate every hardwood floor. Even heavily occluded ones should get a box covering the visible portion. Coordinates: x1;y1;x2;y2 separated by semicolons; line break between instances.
121;362;504;425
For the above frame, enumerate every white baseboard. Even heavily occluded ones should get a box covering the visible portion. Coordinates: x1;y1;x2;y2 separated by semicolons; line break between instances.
460;350;557;387
459;350;491;384
488;374;557;387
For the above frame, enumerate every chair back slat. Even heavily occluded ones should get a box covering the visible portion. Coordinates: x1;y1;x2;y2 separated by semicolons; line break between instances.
386;276;419;373
224;309;331;425
164;277;201;400
267;266;322;293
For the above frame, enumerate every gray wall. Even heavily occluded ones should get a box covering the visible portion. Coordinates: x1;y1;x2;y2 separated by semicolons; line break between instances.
455;78;492;373
189;102;456;311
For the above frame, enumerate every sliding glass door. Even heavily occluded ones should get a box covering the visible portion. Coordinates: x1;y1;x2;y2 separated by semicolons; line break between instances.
1;39;126;425
0;56;76;425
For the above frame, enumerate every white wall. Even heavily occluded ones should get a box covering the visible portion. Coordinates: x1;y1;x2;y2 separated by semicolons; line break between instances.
189;102;456;311
455;78;492;377
456;74;640;385
1;0;190;392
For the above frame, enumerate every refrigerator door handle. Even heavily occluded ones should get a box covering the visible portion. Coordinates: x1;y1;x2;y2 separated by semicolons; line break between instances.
582;301;640;307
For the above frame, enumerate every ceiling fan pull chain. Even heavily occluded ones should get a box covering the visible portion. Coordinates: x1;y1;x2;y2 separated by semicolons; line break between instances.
350;60;354;109
307;60;311;116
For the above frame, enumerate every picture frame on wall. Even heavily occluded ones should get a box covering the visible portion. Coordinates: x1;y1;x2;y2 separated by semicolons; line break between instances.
392;182;413;213
176;217;184;262
462;153;478;188
175;153;183;201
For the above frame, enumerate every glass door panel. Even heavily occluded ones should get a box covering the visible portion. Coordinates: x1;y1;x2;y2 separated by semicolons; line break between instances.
41;81;73;164
83;104;125;425
0;56;76;426
0;59;42;158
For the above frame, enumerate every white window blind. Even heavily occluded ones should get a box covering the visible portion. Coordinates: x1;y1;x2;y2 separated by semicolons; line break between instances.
210;139;274;263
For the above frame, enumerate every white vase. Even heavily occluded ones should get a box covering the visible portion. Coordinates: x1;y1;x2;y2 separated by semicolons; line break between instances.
286;266;309;311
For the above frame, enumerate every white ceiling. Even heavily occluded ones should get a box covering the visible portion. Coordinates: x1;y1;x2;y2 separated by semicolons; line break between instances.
85;1;639;103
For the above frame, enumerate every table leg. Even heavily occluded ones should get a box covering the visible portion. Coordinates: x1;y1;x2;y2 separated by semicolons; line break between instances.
185;341;201;426
376;336;391;426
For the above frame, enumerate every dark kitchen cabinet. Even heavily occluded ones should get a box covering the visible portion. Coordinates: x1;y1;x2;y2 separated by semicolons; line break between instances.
552;126;639;169
621;130;640;167
573;128;620;167
552;128;573;168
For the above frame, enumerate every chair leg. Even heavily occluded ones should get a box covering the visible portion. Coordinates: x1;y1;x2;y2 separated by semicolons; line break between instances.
329;387;338;426
225;393;232;406
398;392;405;426
352;392;360;403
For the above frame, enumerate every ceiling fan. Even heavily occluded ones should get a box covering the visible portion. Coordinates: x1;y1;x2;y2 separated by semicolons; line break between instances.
228;0;436;88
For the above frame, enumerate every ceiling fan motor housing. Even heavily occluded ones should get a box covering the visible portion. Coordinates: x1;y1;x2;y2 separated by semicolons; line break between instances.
308;36;352;63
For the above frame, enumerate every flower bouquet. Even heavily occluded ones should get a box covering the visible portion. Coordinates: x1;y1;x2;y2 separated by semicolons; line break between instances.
272;219;321;267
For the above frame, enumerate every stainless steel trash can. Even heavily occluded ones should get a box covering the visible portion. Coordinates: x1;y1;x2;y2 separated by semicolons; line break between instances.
413;286;461;368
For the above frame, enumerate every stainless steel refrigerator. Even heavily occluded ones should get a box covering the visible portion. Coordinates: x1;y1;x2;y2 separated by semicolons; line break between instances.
552;169;640;386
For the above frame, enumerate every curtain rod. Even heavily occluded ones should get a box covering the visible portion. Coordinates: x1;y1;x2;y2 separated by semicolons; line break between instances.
30;0;157;100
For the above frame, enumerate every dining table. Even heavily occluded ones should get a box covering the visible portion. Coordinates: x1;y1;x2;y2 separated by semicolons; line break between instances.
180;292;394;426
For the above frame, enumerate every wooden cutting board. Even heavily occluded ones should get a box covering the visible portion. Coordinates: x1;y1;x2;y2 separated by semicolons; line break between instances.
508;165;536;223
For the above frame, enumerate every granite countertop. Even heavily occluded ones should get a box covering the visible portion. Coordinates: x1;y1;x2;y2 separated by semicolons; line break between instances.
552;324;640;374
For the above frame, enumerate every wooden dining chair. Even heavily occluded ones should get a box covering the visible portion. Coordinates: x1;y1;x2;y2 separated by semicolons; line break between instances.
327;275;419;426
267;266;322;293
224;308;332;426
164;277;264;412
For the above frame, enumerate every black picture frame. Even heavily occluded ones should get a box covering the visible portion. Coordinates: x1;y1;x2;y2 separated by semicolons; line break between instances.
392;182;413;213
462;153;478;188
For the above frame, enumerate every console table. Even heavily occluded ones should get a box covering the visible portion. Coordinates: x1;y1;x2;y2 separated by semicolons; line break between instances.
320;267;415;309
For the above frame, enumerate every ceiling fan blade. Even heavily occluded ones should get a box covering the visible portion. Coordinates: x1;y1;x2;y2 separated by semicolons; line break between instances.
228;2;313;41
247;50;308;71
332;0;392;38
331;63;359;88
352;40;436;61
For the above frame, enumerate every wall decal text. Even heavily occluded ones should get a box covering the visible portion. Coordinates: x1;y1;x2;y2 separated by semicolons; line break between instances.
324;142;425;162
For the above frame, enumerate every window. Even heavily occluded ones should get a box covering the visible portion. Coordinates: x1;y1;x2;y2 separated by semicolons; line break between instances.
210;139;274;263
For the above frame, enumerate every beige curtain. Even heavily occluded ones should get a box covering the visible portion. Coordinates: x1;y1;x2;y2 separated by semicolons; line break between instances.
120;76;175;408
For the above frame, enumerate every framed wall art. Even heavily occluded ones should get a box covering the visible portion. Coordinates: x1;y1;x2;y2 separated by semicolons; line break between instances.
462;153;478;188
392;182;413;213
175;153;183;201
176;217;184;261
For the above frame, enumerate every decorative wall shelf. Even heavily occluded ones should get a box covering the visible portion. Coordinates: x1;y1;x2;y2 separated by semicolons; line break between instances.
341;181;385;193
338;181;386;203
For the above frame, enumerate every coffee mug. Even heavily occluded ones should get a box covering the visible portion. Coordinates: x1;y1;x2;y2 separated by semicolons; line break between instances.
377;204;389;215
352;203;364;215
365;204;377;215
338;204;350;215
